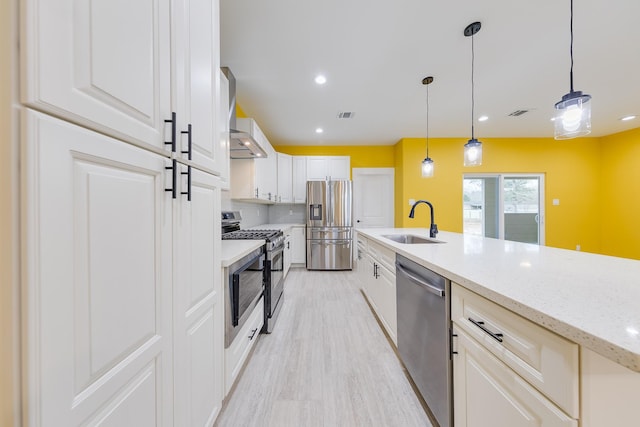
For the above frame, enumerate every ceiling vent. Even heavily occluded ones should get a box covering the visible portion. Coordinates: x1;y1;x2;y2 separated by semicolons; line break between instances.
337;112;355;119
508;109;530;117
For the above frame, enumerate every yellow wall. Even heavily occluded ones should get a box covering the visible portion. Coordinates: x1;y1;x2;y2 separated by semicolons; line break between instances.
600;128;640;259
395;137;603;253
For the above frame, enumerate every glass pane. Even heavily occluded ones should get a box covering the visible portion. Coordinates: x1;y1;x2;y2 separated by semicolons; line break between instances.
463;178;498;238
503;178;539;244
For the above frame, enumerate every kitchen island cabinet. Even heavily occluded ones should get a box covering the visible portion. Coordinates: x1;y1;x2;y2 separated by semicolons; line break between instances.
356;228;640;426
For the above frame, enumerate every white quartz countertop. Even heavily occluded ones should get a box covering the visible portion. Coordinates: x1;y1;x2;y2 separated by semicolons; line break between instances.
249;223;305;232
221;240;264;267
357;228;640;372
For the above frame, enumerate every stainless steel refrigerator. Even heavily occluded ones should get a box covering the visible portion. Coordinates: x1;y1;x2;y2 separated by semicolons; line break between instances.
306;180;353;270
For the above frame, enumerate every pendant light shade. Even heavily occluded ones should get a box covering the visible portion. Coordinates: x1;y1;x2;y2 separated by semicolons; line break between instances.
421;157;434;178
463;138;482;166
464;22;482;167
554;0;591;139
421;76;435;178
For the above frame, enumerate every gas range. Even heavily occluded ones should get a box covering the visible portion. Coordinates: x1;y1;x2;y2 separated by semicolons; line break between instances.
221;229;284;251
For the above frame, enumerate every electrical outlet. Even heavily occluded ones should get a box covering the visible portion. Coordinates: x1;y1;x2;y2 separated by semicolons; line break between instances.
289;210;293;215
553;199;560;206
257;210;260;216
576;244;581;251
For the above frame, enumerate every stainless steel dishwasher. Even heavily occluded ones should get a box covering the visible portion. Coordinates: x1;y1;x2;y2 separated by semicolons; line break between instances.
396;254;451;427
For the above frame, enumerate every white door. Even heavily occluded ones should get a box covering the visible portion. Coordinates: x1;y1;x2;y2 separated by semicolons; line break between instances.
23;110;173;426
173;0;223;174
23;0;172;153
353;168;394;228
453;326;577;427
173;166;224;426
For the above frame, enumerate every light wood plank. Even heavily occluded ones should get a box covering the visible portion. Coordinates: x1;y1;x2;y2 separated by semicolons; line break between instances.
215;268;432;427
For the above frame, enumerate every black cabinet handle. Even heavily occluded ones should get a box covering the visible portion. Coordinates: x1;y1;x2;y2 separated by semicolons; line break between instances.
248;328;258;340
255;188;259;198
181;165;191;201
165;159;177;199
468;317;504;342
181;123;192;160
164;112;176;152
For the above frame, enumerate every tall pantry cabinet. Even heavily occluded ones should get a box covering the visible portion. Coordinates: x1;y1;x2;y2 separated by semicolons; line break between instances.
20;0;227;426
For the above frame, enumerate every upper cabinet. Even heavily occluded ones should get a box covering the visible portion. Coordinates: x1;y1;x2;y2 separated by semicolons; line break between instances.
292;156;307;204
230;121;278;203
306;156;351;181
172;0;227;176
22;0;171;154
22;0;229;179
277;153;293;203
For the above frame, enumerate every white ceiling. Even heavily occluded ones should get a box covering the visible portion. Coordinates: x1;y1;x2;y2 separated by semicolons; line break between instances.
220;0;640;146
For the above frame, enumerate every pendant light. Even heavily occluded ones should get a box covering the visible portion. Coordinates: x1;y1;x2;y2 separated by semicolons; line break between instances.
464;21;482;167
421;76;435;178
554;0;591;139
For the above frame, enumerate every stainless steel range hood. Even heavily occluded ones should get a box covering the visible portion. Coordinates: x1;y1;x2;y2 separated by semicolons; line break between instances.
221;67;268;159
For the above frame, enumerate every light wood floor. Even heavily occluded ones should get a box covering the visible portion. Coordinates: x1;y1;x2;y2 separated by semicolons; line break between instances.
215;268;432;427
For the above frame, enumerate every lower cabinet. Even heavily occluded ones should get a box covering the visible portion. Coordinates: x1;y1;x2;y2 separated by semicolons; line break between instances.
284;230;292;278
22;110;224;426
451;282;578;427
290;226;306;265
357;236;397;345
453;326;577;427
224;296;264;395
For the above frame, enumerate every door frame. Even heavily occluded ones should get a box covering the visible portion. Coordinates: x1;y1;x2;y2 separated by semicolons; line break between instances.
463;173;545;245
352;168;395;229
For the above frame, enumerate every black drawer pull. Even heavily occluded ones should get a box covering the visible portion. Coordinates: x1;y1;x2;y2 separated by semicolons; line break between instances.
248;328;258;340
468;317;504;342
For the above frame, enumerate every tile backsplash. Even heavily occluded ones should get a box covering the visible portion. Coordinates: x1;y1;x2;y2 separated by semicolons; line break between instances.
221;190;305;227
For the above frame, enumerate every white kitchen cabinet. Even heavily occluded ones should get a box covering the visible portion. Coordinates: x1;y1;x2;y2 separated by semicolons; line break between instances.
172;167;224;426
283;229;292;278
224;296;264;395
22;0;172;154
277;153;293;203
453;326;577;427
358;237;397;345
292;156;307;203
230;121;278;203
22;110;175;426
291;226;306;265
23;0;228;179
306;156;351;181
217;69;231;189
451;283;579;417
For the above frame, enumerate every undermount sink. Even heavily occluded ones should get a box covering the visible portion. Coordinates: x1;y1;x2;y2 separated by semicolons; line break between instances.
382;234;445;244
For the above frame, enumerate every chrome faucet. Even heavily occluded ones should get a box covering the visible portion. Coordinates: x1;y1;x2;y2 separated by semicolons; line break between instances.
409;200;438;238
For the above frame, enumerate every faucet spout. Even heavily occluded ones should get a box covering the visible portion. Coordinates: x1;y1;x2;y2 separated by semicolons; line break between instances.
408;200;438;238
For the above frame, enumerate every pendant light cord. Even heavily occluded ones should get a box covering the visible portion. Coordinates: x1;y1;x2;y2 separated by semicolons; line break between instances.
426;82;430;158
569;0;574;93
471;32;476;140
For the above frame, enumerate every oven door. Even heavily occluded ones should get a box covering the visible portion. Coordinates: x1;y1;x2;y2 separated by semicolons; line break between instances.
264;244;284;333
225;247;265;347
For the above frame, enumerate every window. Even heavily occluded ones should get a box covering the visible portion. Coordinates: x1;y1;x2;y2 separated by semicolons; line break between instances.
463;174;545;245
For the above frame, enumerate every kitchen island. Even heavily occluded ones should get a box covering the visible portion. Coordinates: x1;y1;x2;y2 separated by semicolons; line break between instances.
357;228;640;426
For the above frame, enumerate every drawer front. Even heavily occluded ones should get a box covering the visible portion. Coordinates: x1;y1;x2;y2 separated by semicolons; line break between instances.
451;283;579;418
225;297;264;395
368;240;395;272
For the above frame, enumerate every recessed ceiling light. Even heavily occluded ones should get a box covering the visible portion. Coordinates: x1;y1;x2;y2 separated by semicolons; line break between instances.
478;115;489;122
315;128;324;134
621;115;637;121
314;75;327;85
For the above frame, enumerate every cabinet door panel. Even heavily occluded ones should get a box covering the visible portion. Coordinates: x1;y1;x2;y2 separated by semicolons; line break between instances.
23;110;173;426
453;326;576;427
173;167;223;426
174;0;223;173
23;0;171;152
